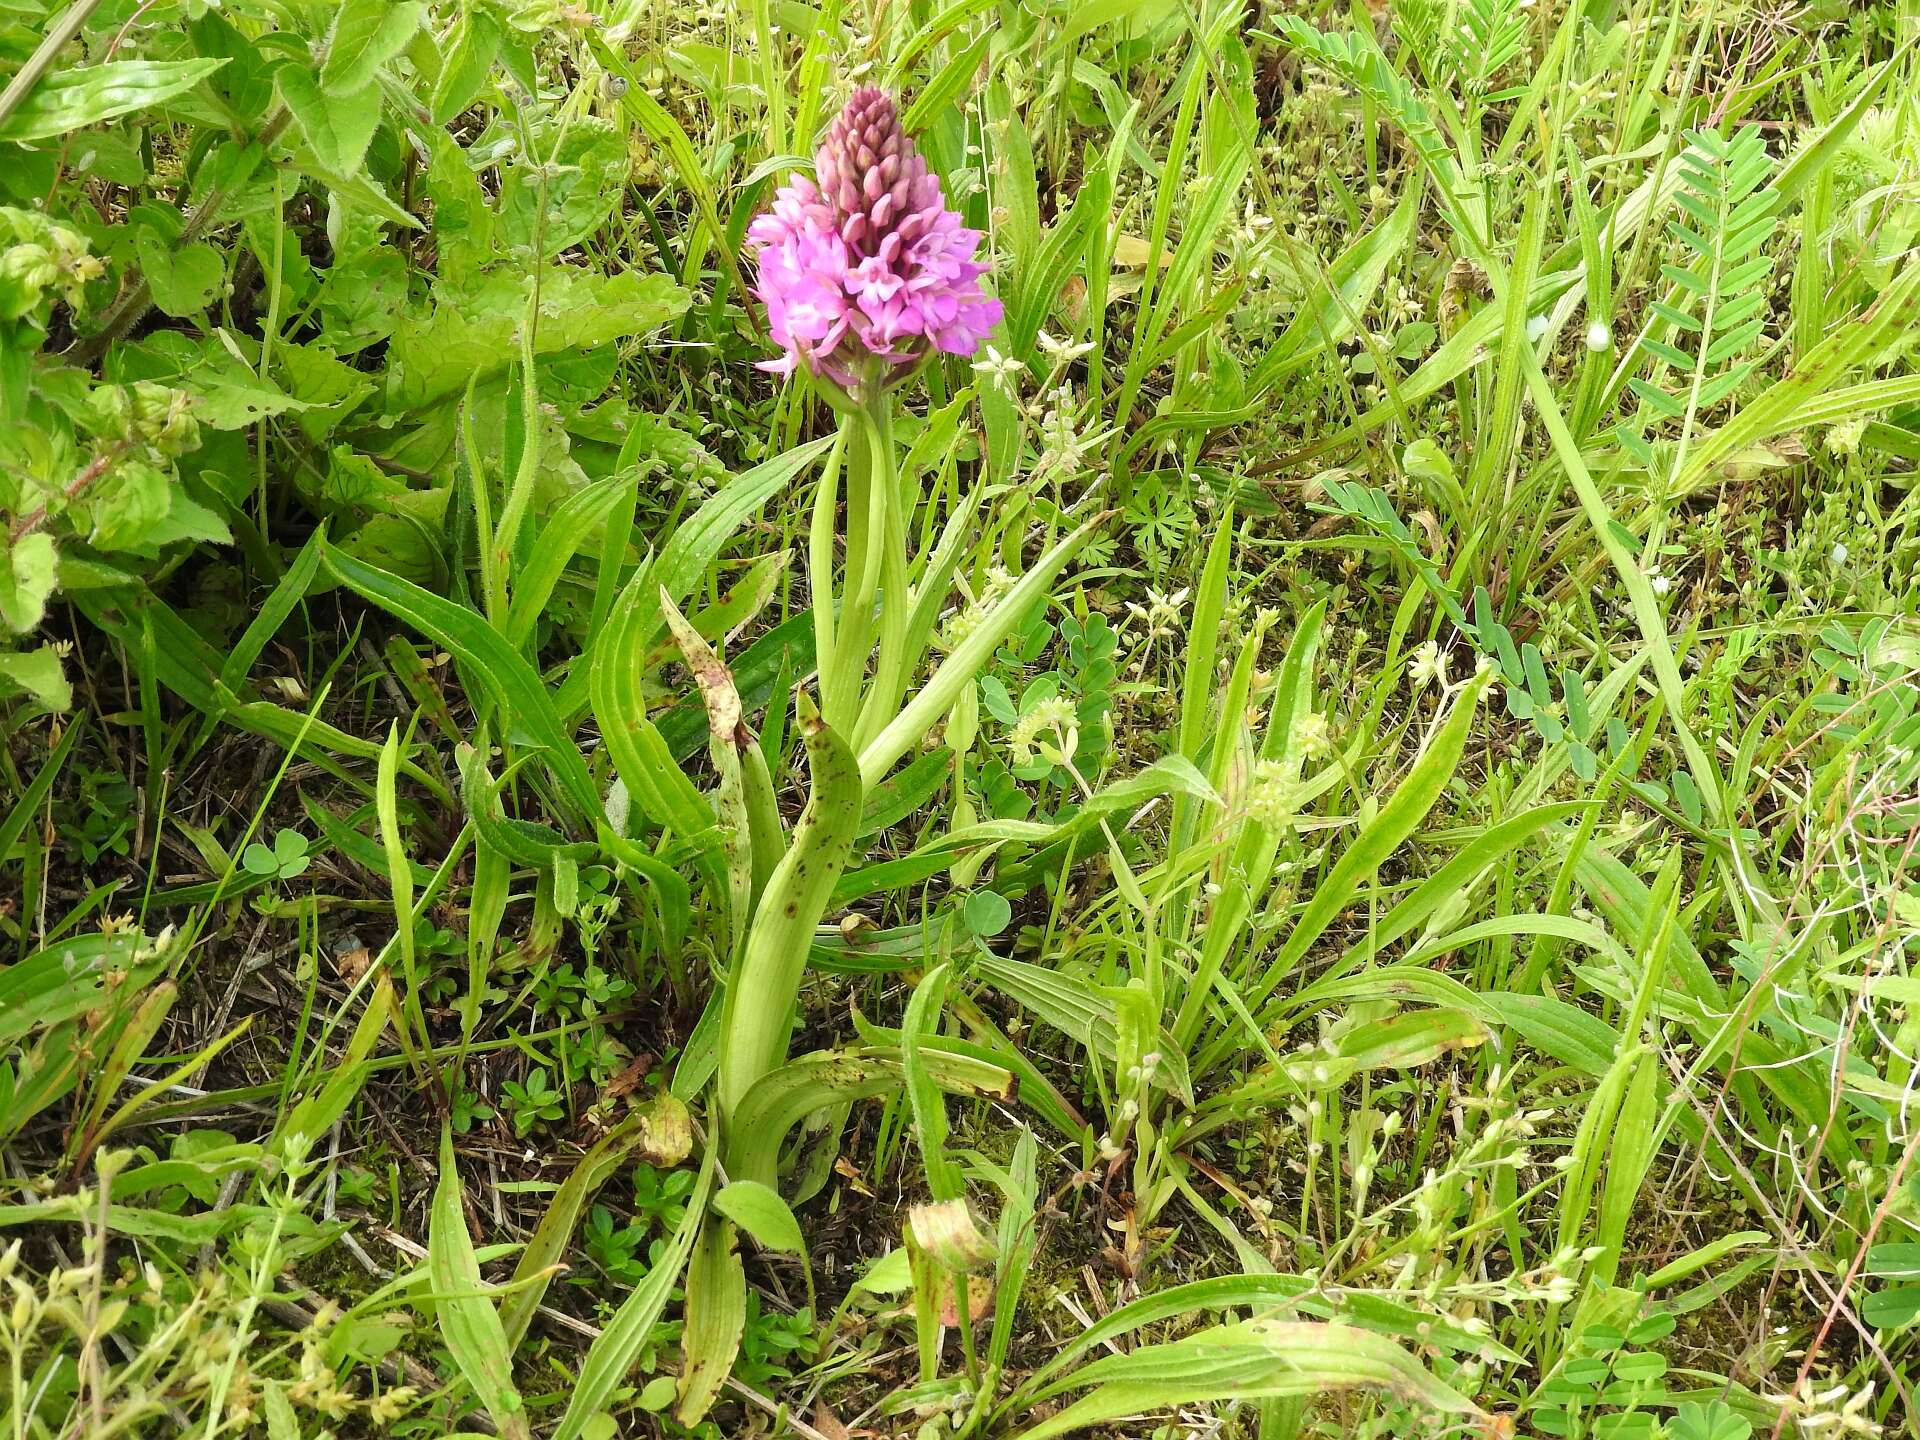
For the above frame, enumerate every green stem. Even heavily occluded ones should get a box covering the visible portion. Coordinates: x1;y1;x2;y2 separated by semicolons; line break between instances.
855;399;907;752
823;404;886;734
69;106;294;368
808;426;845;713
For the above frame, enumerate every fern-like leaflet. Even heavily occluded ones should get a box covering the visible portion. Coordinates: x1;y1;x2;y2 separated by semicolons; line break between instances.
1314;476;1717;803
1619;125;1780;468
1394;0;1530;96
1454;0;1530;91
1265;18;1487;246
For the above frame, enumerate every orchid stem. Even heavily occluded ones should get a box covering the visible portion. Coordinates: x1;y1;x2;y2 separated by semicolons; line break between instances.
855;398;907;753
824;403;884;734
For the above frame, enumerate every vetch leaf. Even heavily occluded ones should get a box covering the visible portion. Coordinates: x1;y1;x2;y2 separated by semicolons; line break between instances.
1865;1285;1920;1329
964;889;1013;938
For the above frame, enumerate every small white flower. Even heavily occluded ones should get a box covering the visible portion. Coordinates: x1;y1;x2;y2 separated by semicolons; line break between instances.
971;344;1025;393
1407;640;1447;689
1649;571;1672;596
1769;1375;1882;1438
1825;415;1868;456
1244;758;1305;828
1584;319;1612;351
1831;541;1849;565
1008;695;1078;766
1291;711;1331;759
1036;330;1094;364
1526;313;1551;344
940;565;1016;650
1124;586;1191;643
1033;384;1088;478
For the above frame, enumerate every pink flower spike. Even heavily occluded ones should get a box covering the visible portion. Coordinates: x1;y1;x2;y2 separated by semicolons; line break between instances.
745;87;999;397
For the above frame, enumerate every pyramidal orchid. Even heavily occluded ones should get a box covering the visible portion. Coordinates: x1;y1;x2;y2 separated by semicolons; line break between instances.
685;92;1097;1422
741;88;1006;752
747;87;1000;398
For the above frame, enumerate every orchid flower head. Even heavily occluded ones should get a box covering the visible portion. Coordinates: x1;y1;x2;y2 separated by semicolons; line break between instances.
746;86;1001;398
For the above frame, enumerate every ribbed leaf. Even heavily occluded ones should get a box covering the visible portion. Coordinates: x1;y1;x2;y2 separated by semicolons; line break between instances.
675;1214;746;1423
429;1127;530;1440
1009;1319;1480;1439
550;1149;714;1440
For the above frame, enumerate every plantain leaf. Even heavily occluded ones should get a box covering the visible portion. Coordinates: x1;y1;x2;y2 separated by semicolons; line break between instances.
499;1096;690;1348
551;1148;715;1440
323;543;600;824
675;1213;746;1424
1008;1318;1480;1439
901;963;960;1200
502;473;631;649
1009;1275;1519;1412
429;1127;530;1440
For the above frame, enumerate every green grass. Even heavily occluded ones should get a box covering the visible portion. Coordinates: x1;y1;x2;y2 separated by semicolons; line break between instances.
3;0;1920;1437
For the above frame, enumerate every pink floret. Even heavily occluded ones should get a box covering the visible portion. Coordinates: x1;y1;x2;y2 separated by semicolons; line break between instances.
745;87;1000;394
